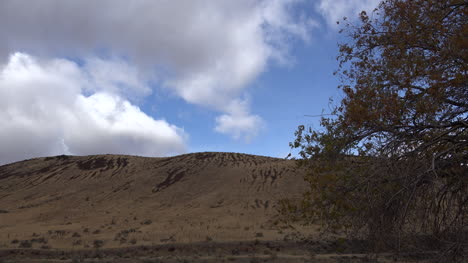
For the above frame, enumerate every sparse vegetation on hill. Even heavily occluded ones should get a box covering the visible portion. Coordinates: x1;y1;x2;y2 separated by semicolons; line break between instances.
0;152;320;261
289;0;467;261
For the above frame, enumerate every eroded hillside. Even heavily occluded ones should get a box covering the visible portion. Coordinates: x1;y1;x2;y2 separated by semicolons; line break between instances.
0;152;310;249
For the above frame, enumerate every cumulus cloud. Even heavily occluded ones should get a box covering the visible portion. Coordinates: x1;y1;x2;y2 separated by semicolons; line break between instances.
0;0;316;141
214;99;264;142
82;57;153;100
0;53;186;165
215;114;263;142
316;0;381;26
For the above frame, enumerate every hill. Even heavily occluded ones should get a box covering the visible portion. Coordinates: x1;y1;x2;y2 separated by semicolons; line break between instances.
0;152;309;250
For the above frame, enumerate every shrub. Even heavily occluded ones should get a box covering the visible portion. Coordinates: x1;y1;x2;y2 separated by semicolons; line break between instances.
19;240;32;248
73;239;82;246
93;239;104;249
31;237;47;244
141;219;152;225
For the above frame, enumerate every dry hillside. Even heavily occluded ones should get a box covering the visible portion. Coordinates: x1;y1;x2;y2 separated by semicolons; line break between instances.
0;152;311;250
0;153;435;262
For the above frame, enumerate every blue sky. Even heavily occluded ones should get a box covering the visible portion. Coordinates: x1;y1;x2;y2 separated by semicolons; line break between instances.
0;0;380;165
161;33;342;158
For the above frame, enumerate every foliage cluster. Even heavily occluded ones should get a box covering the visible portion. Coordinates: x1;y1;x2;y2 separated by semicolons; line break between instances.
288;0;467;260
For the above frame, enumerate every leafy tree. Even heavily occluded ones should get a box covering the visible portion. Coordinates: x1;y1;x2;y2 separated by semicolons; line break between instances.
288;0;467;260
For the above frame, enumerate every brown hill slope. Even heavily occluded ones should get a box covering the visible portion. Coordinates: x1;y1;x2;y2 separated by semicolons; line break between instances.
0;152;310;249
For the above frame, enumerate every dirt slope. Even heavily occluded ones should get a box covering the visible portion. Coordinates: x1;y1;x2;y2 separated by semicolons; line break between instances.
0;152;310;249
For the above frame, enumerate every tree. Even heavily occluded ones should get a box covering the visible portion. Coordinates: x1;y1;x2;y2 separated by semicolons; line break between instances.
288;0;467;260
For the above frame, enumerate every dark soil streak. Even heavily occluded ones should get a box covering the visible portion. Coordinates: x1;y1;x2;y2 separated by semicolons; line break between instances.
152;169;187;193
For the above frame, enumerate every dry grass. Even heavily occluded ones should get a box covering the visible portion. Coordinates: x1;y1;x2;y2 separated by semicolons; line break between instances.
0;153;436;262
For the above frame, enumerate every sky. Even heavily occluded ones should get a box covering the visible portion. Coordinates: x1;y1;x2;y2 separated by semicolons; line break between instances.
0;0;381;165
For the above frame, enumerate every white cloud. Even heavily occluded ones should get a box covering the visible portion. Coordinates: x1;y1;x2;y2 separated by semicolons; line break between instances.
83;57;153;100
316;0;381;26
0;53;186;165
215;113;263;142
0;0;316;141
214;99;264;142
